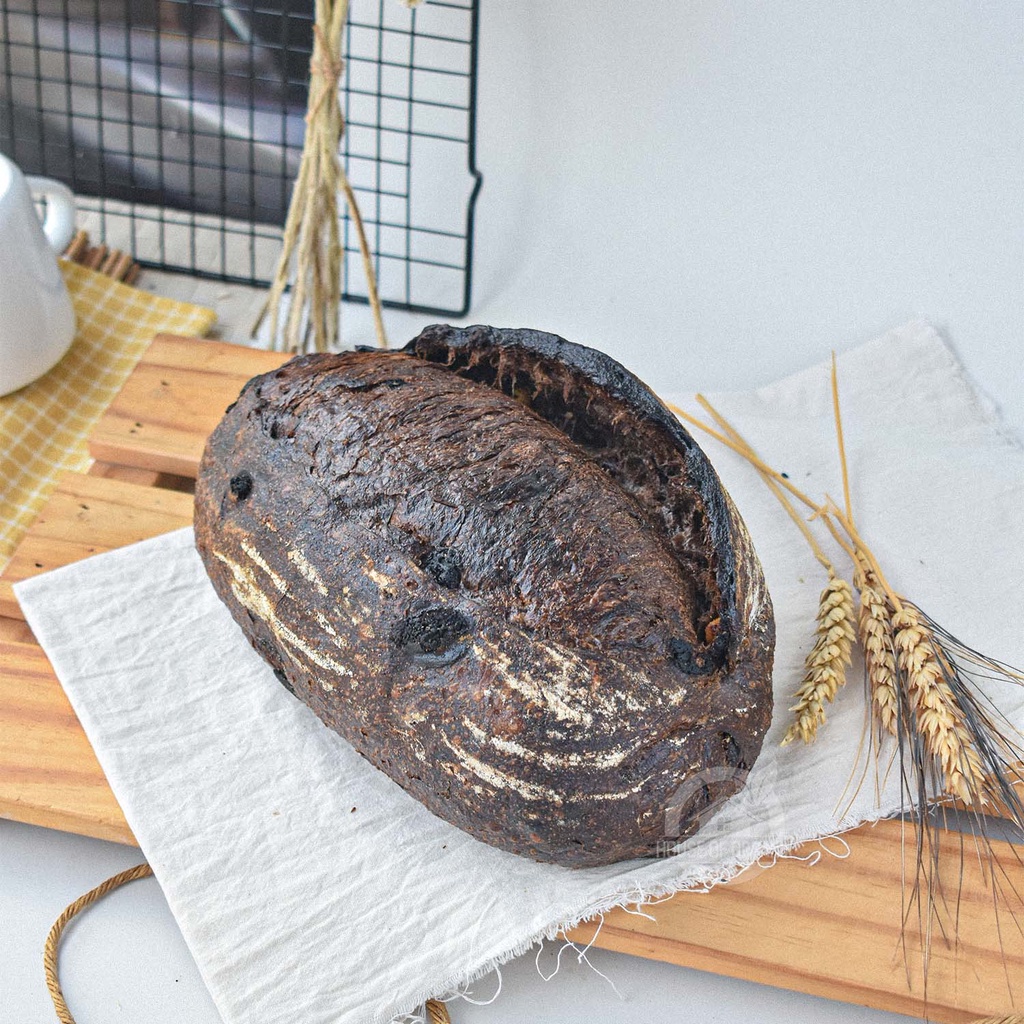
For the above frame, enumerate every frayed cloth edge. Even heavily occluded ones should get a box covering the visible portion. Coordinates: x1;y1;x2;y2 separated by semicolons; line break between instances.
382;807;891;1024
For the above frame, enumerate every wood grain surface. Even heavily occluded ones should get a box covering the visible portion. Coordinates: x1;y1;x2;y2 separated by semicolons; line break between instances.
0;473;192;620
2;333;1022;1022
88;335;287;477
566;818;1023;1022
0;640;133;844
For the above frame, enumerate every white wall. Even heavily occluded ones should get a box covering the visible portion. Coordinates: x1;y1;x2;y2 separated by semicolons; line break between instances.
458;1;1024;429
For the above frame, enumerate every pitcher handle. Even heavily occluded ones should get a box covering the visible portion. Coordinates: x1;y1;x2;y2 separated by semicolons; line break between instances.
25;176;76;254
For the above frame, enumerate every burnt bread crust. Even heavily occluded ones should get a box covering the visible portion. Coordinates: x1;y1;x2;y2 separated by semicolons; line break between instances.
194;326;775;866
400;326;764;666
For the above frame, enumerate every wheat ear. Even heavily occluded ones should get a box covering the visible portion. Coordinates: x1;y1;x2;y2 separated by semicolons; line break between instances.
892;604;987;804
856;567;900;737
782;572;856;745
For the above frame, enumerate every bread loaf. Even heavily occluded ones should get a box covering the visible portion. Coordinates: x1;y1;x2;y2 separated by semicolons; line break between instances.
194;325;774;866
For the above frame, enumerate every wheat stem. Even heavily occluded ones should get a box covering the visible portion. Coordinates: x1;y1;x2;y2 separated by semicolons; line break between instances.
667;403;821;514
831;353;854;526
692;396;836;573
824;501;904;615
816;508;860;565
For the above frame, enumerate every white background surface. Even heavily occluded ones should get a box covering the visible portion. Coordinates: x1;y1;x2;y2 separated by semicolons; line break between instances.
4;1;1023;1021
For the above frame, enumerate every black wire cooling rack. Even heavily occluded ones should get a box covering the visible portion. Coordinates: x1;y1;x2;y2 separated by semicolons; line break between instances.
0;0;482;317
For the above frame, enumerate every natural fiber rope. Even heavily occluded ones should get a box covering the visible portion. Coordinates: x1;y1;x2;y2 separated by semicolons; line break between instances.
425;998;452;1024
307;23;344;120
43;862;154;1023
253;0;388;355
43;862;453;1023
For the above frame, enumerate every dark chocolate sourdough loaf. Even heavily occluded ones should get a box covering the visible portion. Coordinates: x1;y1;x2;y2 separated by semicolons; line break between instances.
194;325;774;866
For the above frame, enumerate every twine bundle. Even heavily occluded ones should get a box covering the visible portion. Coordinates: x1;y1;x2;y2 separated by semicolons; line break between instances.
253;0;388;354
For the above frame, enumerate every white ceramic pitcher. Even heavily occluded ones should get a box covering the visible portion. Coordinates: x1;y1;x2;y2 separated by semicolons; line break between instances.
0;153;76;397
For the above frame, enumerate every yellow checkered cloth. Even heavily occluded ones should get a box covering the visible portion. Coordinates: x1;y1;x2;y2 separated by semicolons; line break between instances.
0;260;215;567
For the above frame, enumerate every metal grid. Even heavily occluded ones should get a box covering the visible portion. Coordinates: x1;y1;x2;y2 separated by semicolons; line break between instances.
0;0;482;317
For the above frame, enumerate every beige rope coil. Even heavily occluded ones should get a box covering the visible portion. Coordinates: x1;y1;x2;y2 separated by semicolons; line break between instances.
43;862;454;1023
43;862;154;1024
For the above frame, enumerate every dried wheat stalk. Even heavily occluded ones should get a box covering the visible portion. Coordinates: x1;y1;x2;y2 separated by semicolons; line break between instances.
668;371;1024;986
782;572;856;745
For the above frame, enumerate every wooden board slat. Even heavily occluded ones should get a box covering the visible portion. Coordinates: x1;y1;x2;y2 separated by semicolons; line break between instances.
568;820;1023;1022
0;473;193;620
0;640;134;845
0;616;36;644
89;335;288;477
127;333;289;376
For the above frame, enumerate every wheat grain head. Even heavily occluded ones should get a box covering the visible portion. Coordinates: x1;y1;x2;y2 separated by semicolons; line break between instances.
892;605;987;804
857;572;900;737
783;572;856;745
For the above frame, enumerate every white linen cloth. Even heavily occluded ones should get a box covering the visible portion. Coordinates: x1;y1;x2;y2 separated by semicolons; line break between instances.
16;320;1024;1024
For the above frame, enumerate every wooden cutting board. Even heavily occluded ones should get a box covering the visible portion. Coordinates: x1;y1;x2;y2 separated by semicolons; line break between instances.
1;334;1021;1022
